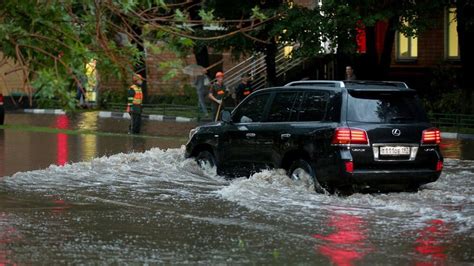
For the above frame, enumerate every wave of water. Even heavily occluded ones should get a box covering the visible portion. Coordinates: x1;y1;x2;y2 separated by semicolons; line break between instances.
2;148;473;234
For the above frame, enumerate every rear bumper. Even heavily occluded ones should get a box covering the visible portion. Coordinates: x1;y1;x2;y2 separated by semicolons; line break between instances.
348;169;441;186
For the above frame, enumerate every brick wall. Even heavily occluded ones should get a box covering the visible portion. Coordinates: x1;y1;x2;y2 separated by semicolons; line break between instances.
391;11;446;68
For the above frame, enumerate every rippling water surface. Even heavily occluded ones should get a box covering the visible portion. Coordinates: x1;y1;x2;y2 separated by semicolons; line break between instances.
1;147;473;264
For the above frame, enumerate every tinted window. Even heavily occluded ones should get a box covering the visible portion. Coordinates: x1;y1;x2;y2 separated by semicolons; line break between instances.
267;92;298;122
347;91;429;123
298;91;330;122
232;93;269;123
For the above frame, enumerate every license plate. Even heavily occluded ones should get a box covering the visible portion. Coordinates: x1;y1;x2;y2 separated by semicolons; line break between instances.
379;146;410;156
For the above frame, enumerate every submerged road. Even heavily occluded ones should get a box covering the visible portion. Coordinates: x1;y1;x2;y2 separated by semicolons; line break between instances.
0;113;472;264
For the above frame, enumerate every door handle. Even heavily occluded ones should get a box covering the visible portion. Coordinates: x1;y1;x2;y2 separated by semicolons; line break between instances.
246;133;256;138
281;133;291;139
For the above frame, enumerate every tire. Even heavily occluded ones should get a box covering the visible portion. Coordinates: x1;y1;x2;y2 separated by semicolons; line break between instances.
195;151;217;169
288;159;327;194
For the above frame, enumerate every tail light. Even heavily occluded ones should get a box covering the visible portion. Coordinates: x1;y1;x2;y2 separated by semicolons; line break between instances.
345;161;354;173
332;128;368;145
422;128;441;145
436;161;443;172
0;94;3;105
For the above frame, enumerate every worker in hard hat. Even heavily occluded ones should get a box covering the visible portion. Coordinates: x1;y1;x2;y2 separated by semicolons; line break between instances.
127;73;144;134
208;71;229;121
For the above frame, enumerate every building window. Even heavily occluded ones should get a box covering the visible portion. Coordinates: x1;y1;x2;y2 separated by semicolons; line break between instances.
397;20;418;60
446;7;459;59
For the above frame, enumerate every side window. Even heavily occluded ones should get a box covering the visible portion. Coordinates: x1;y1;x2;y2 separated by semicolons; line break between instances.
267;92;298;122
298;91;330;122
232;93;269;123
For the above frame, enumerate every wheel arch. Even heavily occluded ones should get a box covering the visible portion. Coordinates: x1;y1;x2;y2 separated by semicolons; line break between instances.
281;149;313;171
190;143;215;158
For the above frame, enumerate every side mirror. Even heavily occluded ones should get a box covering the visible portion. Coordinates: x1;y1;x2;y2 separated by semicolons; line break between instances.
221;110;232;123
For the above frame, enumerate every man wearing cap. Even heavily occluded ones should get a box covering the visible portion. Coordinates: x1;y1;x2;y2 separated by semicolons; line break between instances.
235;73;254;104
127;73;144;134
208;71;228;121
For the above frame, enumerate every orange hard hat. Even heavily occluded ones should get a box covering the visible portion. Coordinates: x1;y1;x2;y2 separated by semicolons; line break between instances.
215;71;224;78
132;73;144;81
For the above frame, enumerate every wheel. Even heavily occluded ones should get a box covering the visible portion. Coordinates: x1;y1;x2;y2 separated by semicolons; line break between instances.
288;159;327;194
195;150;217;169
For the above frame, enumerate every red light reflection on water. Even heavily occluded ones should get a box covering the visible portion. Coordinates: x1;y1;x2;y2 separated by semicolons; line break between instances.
440;139;461;159
313;213;373;266
56;115;69;166
414;219;449;266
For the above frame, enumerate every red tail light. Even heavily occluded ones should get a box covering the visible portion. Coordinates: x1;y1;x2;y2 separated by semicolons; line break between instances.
332;128;368;145
436;161;443;172
422;128;441;145
345;161;354;173
0;94;3;104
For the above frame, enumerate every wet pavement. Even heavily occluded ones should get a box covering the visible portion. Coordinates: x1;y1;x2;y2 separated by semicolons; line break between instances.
0;113;473;264
0;113;196;176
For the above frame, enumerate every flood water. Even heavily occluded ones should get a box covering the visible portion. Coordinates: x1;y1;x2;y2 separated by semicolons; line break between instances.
0;113;473;264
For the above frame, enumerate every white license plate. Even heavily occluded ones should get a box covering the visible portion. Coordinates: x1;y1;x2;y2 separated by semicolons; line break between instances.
380;146;410;156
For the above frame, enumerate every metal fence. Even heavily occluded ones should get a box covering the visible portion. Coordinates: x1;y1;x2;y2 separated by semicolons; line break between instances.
429;113;474;130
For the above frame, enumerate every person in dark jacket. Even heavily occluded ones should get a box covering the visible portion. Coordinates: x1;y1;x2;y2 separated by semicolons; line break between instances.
235;73;254;104
127;73;144;134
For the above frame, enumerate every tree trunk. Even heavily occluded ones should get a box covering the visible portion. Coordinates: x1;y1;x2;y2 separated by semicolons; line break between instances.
379;17;397;79
265;41;278;87
457;0;474;114
193;45;210;68
363;25;379;79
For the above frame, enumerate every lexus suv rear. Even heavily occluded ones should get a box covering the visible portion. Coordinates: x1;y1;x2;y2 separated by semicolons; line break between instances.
185;81;443;193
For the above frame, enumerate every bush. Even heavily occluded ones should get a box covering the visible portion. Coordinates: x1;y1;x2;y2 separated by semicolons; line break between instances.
146;84;198;106
98;89;127;108
422;89;462;114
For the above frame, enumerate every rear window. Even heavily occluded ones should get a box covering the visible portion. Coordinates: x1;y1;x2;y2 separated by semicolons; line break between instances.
347;91;429;123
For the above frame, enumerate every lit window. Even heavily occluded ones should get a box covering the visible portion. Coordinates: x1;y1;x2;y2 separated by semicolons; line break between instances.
397;20;418;60
446;7;459;59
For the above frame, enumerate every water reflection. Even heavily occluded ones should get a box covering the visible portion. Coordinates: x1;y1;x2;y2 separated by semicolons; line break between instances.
56;115;69;166
0;131;4;177
313;213;373;266
414;219;449;266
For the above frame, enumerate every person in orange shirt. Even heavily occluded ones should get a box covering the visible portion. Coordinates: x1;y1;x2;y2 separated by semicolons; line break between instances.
208;71;228;121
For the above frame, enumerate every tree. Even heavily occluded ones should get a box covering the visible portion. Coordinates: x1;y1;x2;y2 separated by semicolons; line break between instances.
456;0;474;113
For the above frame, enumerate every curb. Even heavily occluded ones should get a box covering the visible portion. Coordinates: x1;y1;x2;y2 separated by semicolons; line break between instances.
22;109;196;123
98;111;195;123
23;109;66;115
441;132;474;140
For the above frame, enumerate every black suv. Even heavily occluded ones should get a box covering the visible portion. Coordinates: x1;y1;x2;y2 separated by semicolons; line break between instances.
185;81;443;193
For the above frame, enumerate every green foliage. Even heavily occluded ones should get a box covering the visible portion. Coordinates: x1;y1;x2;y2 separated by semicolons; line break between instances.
251;6;268;20
31;70;76;111
423;90;463;114
98;89;128;109
199;9;215;24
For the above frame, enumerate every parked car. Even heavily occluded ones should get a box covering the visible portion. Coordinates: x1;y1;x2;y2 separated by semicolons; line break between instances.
0;93;4;125
185;81;443;193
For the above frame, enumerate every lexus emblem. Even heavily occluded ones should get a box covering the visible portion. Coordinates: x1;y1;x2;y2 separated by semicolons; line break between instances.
392;129;401;137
